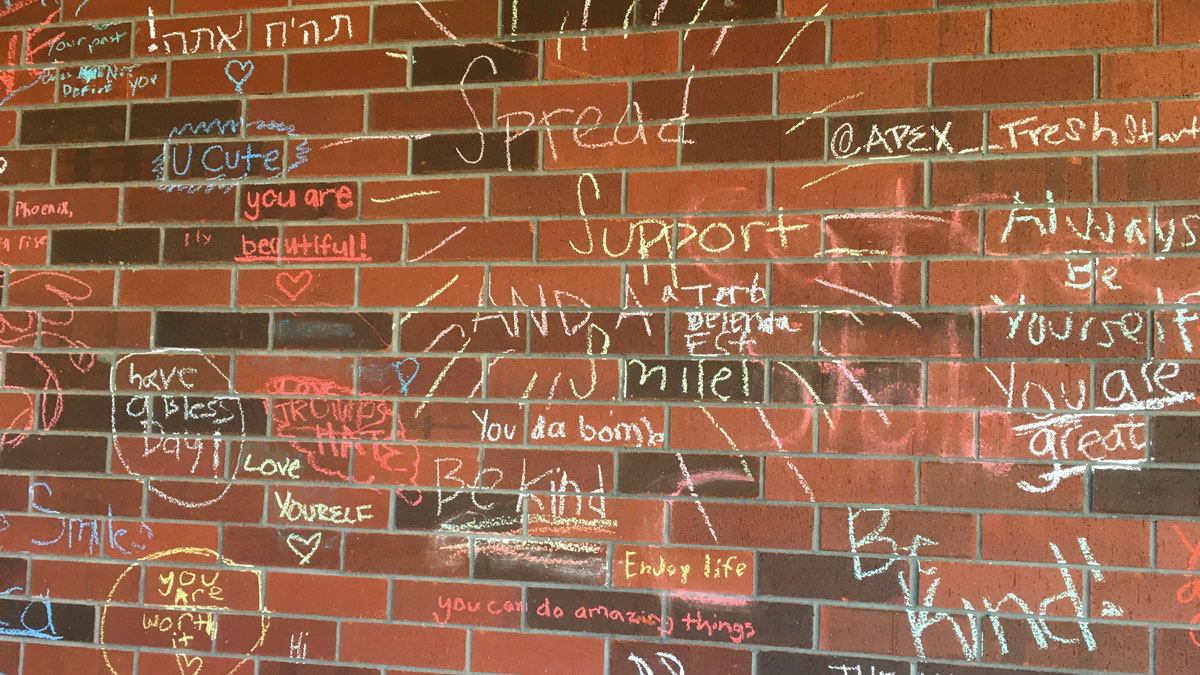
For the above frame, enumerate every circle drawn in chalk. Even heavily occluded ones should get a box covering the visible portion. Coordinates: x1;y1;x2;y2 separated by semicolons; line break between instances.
99;547;270;675
0;156;8;175
110;350;246;509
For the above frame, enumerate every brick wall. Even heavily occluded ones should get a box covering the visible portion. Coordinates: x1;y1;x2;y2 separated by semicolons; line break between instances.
0;0;1197;673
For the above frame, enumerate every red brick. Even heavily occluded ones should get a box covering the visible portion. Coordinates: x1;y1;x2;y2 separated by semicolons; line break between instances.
290;137;408;178
1102;48;1200;98
685;21;824;70
826;210;979;256
780;63;927;113
1101;154;1200;201
247;95;365;135
822;312;973;357
776;162;923;210
834;11;984;61
927;361;1093;409
266;572;388;619
932;157;1093;206
635;73;773;121
120;268;231;306
362;178;486;220
671;501;812;549
934;56;1094;106
289;49;408;92
30;559;140;602
921;461;1084;511
929;258;1089;306
407;221;533;262
787;0;931;15
546;31;678;80
993;1;1154;51
341;622;466;670
375;0;497;42
491;173;622;217
172;56;284;97
471;630;604;675
773;261;921;306
983;514;1149;567
765;456;916;505
822;410;974;458
627;169;767;214
236;267;355;307
820;507;977;560
1161;0;1200;44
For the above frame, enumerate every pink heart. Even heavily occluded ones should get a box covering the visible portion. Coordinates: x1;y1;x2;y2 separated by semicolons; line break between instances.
275;270;313;301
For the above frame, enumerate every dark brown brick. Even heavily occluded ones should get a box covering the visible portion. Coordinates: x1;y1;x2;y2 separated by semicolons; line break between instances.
1093;468;1200;516
639;0;777;25
129;100;243;139
502;0;627;35
157;311;270;349
125;186;237;223
618;452;761;498
3;353;111;390
916;664;1037;675
683;119;824;164
0;434;108;473
624;359;766;403
273;312;392;351
55;144;164;183
0;475;27;511
50;228;161;265
394;490;521;534
163;226;277;263
763;653;907;673
343;532;470;577
0;598;94;642
667;596;812;648
773;360;921;406
106;394;266;436
0;557;24;591
411;41;539;86
21;106;127;144
1151;416;1200;464
759;552;903;604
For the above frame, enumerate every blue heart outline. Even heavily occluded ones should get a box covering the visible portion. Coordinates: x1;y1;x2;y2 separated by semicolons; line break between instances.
224;59;255;93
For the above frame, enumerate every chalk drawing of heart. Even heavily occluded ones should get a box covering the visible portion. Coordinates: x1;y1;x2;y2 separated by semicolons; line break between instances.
276;270;313;301
224;59;254;93
286;532;322;566
390;357;421;394
175;653;204;675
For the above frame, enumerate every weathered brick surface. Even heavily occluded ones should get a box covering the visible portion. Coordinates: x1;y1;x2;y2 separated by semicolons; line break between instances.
0;1;1196;673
